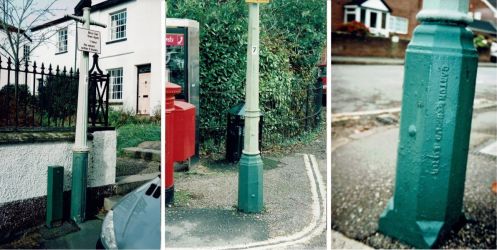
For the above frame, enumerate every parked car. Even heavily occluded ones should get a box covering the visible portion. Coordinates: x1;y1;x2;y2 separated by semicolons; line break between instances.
318;63;327;106
97;177;160;249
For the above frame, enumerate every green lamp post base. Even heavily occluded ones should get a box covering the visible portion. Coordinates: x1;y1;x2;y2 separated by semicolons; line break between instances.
238;153;263;213
71;150;89;223
379;198;467;248
378;11;478;250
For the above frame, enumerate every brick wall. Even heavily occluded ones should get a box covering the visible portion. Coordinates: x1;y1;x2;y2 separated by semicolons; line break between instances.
331;33;492;62
332;0;422;40
384;0;422;40
331;33;409;58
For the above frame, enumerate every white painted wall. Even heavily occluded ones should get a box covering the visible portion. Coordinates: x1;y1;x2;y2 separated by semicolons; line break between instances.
29;0;163;115
0;130;116;204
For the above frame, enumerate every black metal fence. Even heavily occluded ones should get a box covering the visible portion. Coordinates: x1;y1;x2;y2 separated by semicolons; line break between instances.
0;55;109;132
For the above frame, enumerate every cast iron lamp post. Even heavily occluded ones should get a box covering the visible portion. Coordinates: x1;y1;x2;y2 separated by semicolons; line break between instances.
238;0;269;213
378;0;478;248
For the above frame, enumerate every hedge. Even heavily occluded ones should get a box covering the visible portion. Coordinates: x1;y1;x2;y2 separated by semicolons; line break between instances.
167;0;326;153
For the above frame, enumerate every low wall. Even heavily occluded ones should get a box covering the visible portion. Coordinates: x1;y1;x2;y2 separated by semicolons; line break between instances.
332;32;409;59
332;32;492;62
0;130;116;242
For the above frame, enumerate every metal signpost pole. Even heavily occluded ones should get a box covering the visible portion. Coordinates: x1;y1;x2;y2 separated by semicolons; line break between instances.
67;7;106;223
378;0;478;248
238;0;268;213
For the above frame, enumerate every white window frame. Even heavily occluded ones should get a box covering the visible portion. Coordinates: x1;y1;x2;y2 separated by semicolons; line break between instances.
108;68;124;101
23;44;30;62
389;15;408;35
57;28;68;53
344;6;358;23
109;9;127;41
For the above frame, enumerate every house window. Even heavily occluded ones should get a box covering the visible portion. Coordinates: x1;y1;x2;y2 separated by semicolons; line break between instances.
370;12;378;28
389;16;408;34
109;68;123;100
344;7;356;23
23;44;30;62
381;13;387;29
110;10;127;41
57;28;67;53
360;8;366;23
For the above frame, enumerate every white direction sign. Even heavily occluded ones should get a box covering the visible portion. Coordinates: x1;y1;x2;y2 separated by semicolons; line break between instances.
77;28;101;54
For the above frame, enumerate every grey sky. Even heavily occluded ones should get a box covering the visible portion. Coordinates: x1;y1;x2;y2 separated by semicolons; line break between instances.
11;0;80;26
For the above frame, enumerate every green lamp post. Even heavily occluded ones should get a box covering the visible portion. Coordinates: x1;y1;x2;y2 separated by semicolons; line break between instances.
67;7;106;223
238;0;269;213
378;0;478;248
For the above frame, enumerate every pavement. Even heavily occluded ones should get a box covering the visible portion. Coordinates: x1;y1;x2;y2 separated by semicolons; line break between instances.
331;108;497;249
0;219;103;249
332;56;497;67
331;64;497;113
165;128;327;249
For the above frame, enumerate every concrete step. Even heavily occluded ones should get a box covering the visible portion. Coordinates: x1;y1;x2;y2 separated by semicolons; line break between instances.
115;172;160;195
104;195;123;211
122;147;160;162
116;157;160;177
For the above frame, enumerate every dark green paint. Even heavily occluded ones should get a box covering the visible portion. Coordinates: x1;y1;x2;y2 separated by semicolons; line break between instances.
71;151;88;223
46;166;64;228
378;21;478;248
238;153;263;213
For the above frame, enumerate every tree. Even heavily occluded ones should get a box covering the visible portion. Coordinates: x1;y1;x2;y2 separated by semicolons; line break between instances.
0;0;61;65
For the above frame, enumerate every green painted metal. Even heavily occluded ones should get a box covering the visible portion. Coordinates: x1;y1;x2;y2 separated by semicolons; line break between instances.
71;151;88;223
238;153;263;213
46;166;64;228
378;6;478;248
238;2;264;213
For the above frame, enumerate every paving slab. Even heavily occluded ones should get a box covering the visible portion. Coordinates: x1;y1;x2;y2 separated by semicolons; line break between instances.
43;219;102;249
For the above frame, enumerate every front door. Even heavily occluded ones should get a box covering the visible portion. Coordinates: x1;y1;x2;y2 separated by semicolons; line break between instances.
137;65;151;115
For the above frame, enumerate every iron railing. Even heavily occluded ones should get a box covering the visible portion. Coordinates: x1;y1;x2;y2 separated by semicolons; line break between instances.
0;54;109;132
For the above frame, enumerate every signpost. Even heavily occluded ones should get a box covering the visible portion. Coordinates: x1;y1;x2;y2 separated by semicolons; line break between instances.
378;0;478;248
77;28;101;54
65;7;106;224
238;0;269;213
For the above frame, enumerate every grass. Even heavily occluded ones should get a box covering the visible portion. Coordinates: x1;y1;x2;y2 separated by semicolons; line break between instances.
173;190;192;207
116;123;160;156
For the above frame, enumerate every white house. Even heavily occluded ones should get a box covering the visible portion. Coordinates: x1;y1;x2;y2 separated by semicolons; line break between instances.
30;0;163;115
343;0;406;38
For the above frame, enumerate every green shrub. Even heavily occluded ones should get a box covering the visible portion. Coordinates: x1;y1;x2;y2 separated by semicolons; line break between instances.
109;109;160;128
168;0;325;153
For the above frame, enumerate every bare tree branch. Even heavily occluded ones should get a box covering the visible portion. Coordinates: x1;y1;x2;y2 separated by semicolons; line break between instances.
0;0;60;64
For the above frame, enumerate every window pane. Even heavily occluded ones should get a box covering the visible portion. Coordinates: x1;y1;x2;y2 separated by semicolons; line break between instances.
360;9;366;23
382;13;386;29
109;68;123;100
346;13;355;22
370;12;377;28
110;10;127;40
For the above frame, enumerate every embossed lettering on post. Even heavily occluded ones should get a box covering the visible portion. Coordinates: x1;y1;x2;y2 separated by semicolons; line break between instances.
428;66;449;175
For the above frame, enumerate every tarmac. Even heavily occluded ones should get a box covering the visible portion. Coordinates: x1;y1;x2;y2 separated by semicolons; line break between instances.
165;129;328;249
331;108;497;249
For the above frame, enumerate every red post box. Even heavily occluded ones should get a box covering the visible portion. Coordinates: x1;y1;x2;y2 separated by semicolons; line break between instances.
165;83;196;205
165;83;180;205
172;101;195;162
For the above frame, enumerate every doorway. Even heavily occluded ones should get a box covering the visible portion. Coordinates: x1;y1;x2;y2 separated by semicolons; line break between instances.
137;64;151;115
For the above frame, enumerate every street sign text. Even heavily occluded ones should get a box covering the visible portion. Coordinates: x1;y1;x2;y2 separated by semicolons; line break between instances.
77;28;101;54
